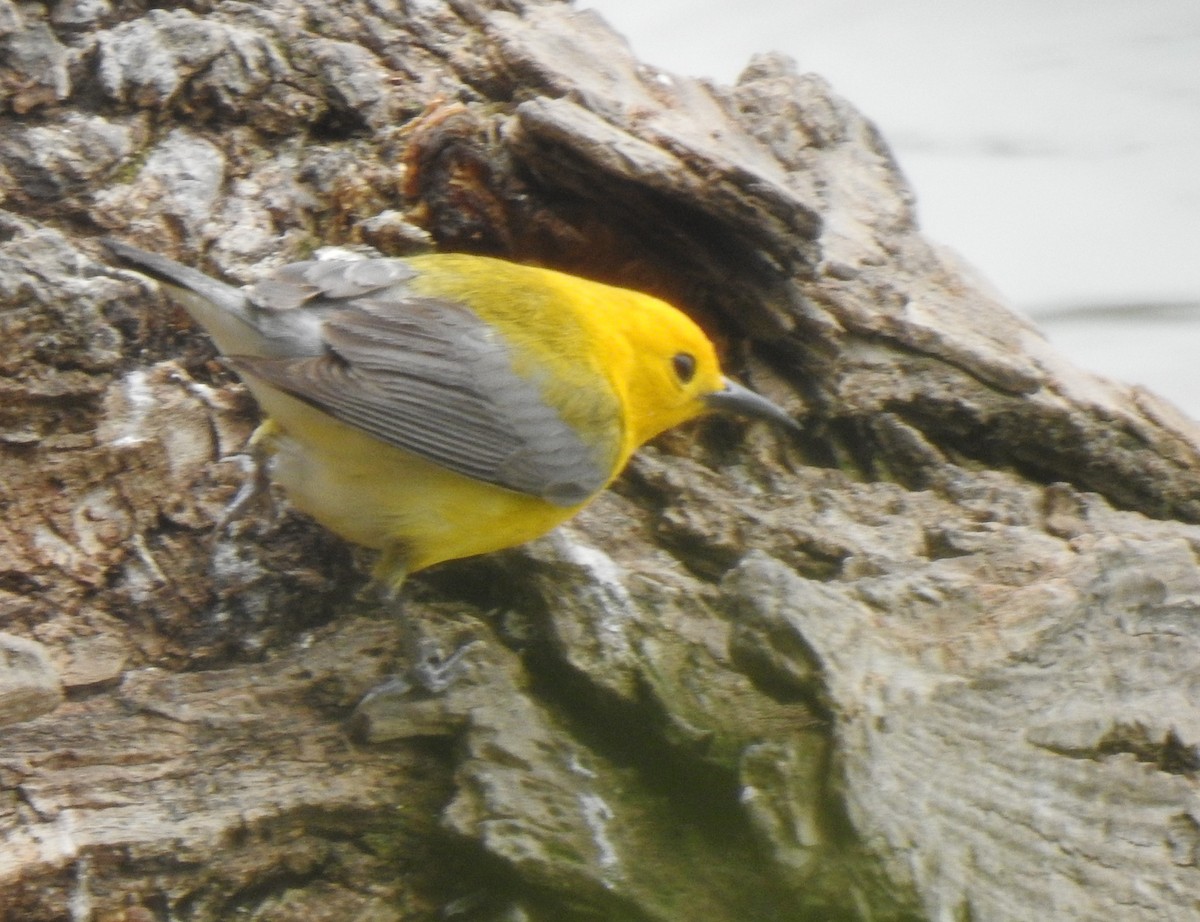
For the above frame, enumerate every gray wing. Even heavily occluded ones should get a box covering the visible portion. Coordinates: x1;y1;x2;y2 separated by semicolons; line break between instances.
227;287;620;507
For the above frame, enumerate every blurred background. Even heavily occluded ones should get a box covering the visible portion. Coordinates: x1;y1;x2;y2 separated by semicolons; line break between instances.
581;0;1200;418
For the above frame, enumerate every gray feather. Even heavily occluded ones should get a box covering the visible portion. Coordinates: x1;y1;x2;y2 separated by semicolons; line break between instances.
106;242;618;504
228;293;614;505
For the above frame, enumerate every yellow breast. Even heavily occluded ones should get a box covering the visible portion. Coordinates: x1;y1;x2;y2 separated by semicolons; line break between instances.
252;385;583;583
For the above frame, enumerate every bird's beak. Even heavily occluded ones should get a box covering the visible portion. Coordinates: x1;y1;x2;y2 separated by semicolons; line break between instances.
704;378;800;432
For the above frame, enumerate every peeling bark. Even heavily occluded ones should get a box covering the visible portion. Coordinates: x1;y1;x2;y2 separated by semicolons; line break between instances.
3;1;1200;920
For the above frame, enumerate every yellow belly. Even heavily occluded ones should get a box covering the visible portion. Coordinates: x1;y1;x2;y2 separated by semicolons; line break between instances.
248;385;587;583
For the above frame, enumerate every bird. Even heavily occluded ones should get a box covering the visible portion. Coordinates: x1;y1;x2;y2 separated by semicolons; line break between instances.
104;240;798;595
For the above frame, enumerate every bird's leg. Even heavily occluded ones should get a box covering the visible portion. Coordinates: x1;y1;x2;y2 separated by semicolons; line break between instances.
369;549;478;696
214;420;279;535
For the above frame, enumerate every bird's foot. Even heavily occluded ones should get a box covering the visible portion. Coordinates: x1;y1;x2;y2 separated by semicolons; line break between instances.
357;637;477;706
214;449;275;535
352;633;482;742
212;420;279;538
406;635;478;695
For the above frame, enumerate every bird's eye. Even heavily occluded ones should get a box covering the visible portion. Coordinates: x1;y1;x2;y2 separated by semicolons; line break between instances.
672;352;696;383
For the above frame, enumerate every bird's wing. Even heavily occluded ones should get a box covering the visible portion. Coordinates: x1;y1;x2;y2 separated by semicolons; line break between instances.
227;282;621;507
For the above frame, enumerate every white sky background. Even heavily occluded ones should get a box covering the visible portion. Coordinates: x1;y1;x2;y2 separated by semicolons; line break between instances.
580;0;1200;414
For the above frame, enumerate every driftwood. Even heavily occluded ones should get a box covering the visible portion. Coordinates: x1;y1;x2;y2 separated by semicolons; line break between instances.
3;1;1200;920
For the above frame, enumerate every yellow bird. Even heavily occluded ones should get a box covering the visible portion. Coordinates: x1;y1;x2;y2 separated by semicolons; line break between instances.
105;241;796;592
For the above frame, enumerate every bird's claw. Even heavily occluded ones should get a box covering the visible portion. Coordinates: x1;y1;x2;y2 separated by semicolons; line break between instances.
213;449;276;537
408;636;478;694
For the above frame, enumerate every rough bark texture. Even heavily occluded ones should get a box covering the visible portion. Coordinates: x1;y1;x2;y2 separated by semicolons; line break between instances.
3;1;1200;920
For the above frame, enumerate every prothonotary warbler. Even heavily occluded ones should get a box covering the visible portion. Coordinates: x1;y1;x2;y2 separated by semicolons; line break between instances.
105;241;797;592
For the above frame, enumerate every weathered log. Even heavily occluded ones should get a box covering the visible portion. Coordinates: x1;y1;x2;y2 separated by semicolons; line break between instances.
3;1;1200;920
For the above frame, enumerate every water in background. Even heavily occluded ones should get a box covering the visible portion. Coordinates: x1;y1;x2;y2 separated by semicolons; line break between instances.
582;0;1200;417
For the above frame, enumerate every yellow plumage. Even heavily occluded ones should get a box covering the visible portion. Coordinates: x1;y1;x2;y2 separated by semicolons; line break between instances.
105;242;796;591
249;396;585;576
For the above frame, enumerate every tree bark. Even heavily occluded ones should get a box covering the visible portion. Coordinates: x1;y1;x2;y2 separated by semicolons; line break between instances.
3;1;1200;920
